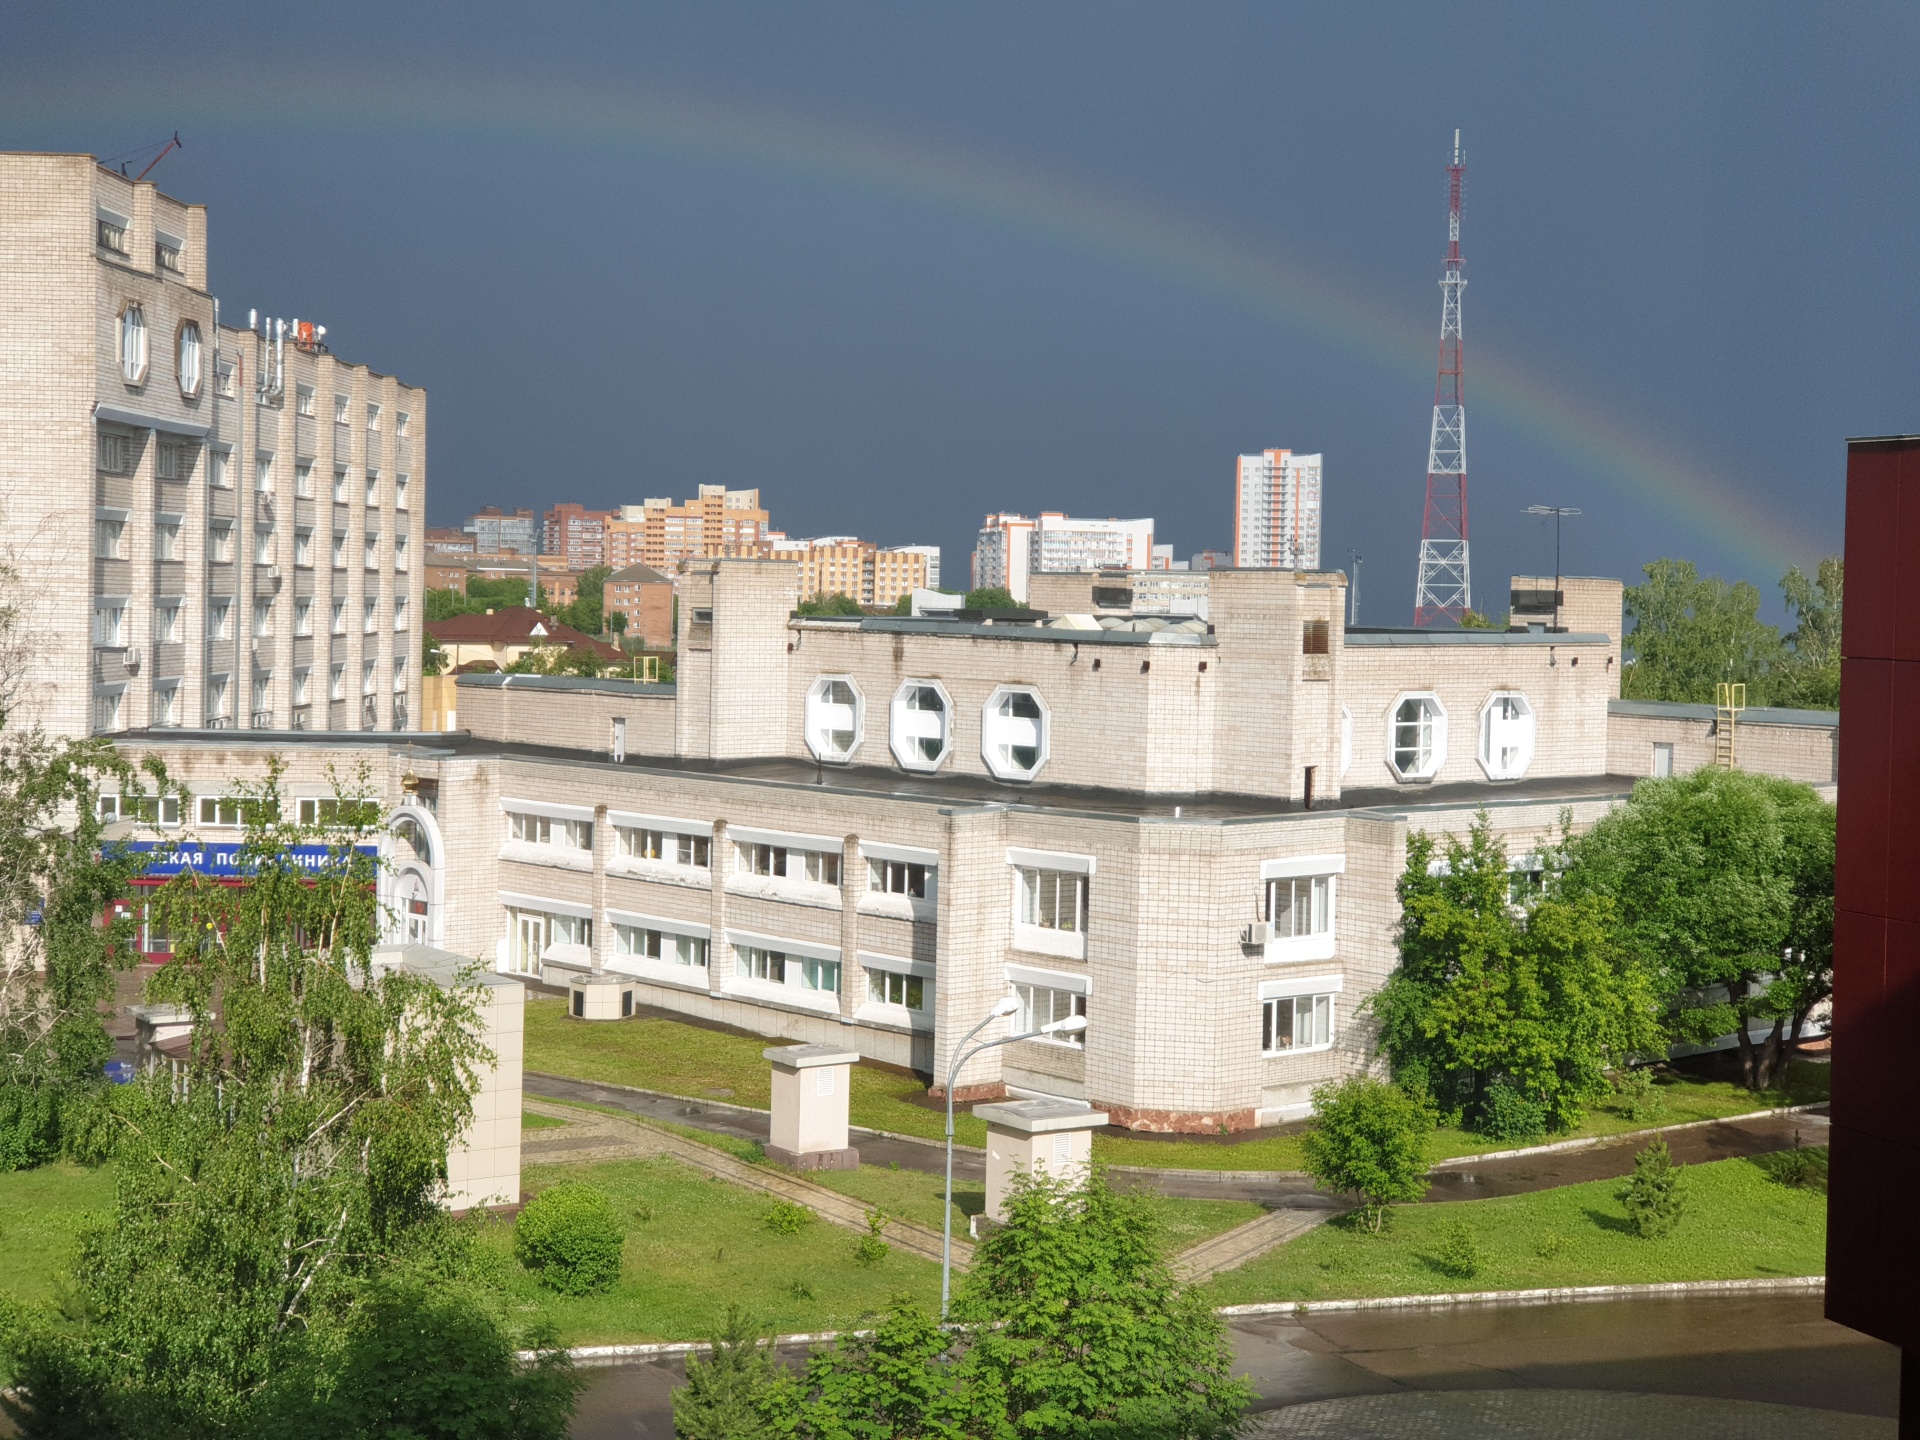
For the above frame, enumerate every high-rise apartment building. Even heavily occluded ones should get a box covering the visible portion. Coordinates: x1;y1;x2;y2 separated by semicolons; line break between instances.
889;543;941;591
1234;449;1322;570
0;152;425;738
972;513;1155;604
604;487;770;570
464;506;537;555
770;536;931;609
542;503;610;569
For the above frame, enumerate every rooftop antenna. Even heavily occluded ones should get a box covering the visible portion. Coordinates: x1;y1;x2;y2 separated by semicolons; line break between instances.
1523;505;1581;629
1347;549;1362;626
134;133;183;182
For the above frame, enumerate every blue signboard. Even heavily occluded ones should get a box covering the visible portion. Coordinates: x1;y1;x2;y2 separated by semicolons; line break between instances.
118;841;379;879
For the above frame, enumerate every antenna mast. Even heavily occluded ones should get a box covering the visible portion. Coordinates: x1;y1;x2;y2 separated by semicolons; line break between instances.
1413;129;1471;625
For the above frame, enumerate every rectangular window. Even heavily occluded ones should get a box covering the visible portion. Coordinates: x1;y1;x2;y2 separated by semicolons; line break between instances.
293;668;310;705
295;529;313;567
329;664;345;701
154;521;181;561
254;528;275;565
1302;619;1330;655
393;595;409;630
362;659;377;696
366;472;380;507
737;946;786;984
1017;868;1086;933
798;956;840;993
252;673;272;717
869;859;928;898
252;600;273;638
1265;875;1332;937
618;827;710;867
1262;993;1334;1053
367;403;382;431
151;684;178;727
216;362;236;400
394;534;409;570
210;449;232;488
867;969;926;1010
95;518;126;559
1013;984;1086;1046
206;674;229;719
155;441;189;481
333;467;348;503
738;842;839;885
92;601;126;647
156;602;181;644
365;531;380;569
615;926;709;968
295;462;314;498
208;523;233;563
332;532;347;568
93;688;123;732
255;454;274;493
508;812;592;849
155;236;182;273
97;215;127;253
396;411;411;437
363;598;377;634
335;394;351;426
295;385;315;417
208;599;232;638
330;599;346;635
396;474;410;509
392;656;406;692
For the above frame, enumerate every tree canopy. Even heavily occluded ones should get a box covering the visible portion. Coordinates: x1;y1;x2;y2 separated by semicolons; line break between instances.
1370;813;1662;1134
963;586;1019;611
1557;766;1834;1089
795;592;864;617
1621;556;1842;708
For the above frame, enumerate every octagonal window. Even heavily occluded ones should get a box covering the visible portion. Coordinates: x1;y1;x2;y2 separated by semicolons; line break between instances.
983;685;1048;780
1387;693;1446;781
1479;691;1535;780
805;676;863;763
890;679;951;771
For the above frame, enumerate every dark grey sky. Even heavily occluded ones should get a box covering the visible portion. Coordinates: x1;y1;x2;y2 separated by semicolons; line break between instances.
6;2;1916;618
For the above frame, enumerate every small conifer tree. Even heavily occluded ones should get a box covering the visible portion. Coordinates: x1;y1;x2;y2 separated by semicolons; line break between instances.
1623;1137;1688;1238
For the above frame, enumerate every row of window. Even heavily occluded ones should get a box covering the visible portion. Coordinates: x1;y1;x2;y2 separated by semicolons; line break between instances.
99;433;413;511
94;594;407;646
804;676;1050;781
117;307;200;397
97;793;373;829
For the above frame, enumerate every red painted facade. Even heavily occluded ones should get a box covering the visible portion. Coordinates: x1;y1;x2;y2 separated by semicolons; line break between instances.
1831;435;1920;1350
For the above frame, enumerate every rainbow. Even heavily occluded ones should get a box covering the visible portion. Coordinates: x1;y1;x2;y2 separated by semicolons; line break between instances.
4;72;1824;573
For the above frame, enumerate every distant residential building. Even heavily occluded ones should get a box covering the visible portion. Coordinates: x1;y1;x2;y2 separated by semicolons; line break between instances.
973;513;1155;604
1191;550;1232;571
1234;449;1322;570
426;526;476;555
888;543;941;591
604;563;674;648
542;503;611;568
771;536;931;609
463;506;538;555
425;559;471;593
605;487;770;570
425;607;620;673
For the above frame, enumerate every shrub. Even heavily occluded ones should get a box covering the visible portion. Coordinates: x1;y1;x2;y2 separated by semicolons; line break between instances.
1623;1138;1687;1239
1757;1142;1829;1193
1434;1217;1483;1280
514;1183;624;1295
1612;1068;1667;1125
57;1088;120;1166
1300;1076;1432;1233
1475;1080;1548;1144
853;1209;889;1266
763;1201;814;1235
673;1307;784;1440
0;1085;61;1172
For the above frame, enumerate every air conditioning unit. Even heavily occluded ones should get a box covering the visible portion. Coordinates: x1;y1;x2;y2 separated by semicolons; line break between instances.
1241;921;1276;947
123;648;141;675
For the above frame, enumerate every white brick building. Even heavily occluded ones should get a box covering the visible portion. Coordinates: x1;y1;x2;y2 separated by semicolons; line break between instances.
0;152;425;737
110;559;1838;1133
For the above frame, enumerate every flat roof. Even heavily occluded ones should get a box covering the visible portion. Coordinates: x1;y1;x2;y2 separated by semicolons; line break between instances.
1345;628;1610;647
1607;698;1838;728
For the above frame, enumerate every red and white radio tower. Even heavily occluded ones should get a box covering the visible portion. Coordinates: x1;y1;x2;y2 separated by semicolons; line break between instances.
1413;130;1471;626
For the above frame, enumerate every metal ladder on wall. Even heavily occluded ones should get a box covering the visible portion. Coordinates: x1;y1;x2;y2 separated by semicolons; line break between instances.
1714;682;1746;768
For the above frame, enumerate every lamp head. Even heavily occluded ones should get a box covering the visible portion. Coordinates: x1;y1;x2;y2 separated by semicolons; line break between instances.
989;995;1021;1018
1041;1015;1089;1034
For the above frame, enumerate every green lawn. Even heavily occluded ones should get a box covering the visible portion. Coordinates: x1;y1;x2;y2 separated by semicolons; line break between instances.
0;1162;118;1308
525;999;1830;1173
522;1111;570;1131
483;1156;942;1345
799;1162;1264;1248
1204;1153;1828;1306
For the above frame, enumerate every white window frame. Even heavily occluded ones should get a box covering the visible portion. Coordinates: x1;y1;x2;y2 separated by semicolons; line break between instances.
295;384;315;417
1258;973;1342;1056
332;467;348;503
210;448;233;488
254;527;275;565
208;598;232;639
205;674;230;720
294;462;314;499
330;599;346;636
292;667;310;705
95;510;127;560
611;814;713;875
255;453;274;494
804;674;863;763
295;529;313;567
150;682;179;728
393;595;409;631
120;305;148;385
154;517;182;561
395;474;411;510
334;394;350;426
1006;966;1089;1048
155;600;182;644
983;685;1049;781
889;679;952;771
176;321;201;397
1008;848;1094;960
1477;691;1535;781
1257;854;1343;962
93;599;128;648
726;930;842;1008
329;664;345;701
606;908;711;985
1387;692;1447;781
208;521;233;564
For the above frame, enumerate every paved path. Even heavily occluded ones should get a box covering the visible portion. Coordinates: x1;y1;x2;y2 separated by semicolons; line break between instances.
522;1097;972;1269
563;1291;1895;1439
1172;1203;1344;1284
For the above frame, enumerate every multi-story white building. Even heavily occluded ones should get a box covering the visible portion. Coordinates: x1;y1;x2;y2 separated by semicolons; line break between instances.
0;152;425;737
1235;449;1322;570
973;512;1156;603
113;560;1836;1133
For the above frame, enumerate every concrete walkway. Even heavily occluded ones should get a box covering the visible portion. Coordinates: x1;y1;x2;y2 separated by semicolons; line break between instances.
522;1097;972;1269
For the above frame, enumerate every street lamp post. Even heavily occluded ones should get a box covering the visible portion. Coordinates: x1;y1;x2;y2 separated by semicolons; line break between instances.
940;1001;1090;1317
1523;505;1581;630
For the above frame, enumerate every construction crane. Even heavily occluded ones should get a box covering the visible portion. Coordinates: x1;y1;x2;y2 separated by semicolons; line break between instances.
1413;130;1471;626
104;133;182;180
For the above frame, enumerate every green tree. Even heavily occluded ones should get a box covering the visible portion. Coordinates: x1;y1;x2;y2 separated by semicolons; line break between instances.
772;1299;965;1439
963;586;1018;611
425;586;471;622
1370;814;1662;1132
673;1307;786;1440
950;1171;1249;1438
892;593;914;615
1622;1137;1687;1239
1620;558;1782;703
1;764;500;1435
505;645;612;678
1771;557;1843;710
1299;1076;1432;1233
422;628;446;677
1558;767;1833;1090
796;592;864;617
468;576;537;611
556;565;611;635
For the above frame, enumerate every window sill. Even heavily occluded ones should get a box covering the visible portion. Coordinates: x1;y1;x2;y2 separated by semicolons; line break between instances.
608;858;710;888
498;841;591;872
1011;923;1086;961
858;893;935;923
1264;932;1337;964
854;1000;933;1032
1262;1042;1335;1060
723;978;841;1014
606;956;710;991
1013;1034;1085;1052
726;875;841;910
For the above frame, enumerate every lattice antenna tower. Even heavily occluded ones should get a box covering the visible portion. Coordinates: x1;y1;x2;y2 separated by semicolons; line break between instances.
1413;129;1471;625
